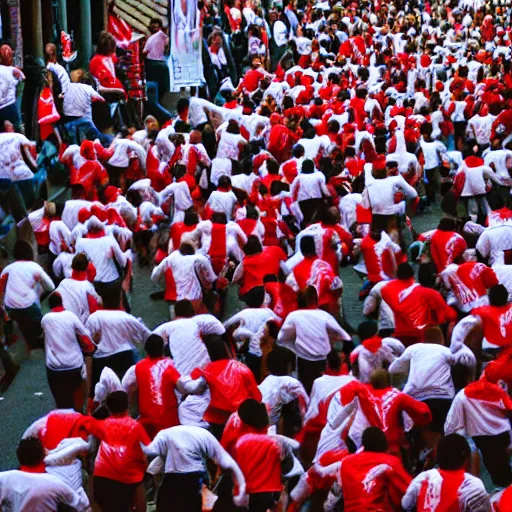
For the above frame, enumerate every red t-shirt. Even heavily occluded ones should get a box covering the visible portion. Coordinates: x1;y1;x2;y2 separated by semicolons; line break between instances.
472;303;512;348
239;246;287;295
90;414;150;484
339;451;411;511
234;434;283;494
429;230;467;273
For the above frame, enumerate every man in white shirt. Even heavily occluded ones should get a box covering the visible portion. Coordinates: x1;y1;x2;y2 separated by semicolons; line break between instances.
0;240;55;350
0;44;24;130
86;286;150;391
42;293;95;411
75;216;128;305
0;437;88;512
144;18;169;61
277;286;351;393
142;425;247;510
45;42;70;94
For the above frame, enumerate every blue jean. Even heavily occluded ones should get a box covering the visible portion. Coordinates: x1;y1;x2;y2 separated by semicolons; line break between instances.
63;118;113;146
0;178;32;222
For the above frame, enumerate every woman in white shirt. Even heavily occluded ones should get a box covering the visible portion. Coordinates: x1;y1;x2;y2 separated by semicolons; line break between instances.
0;44;24;130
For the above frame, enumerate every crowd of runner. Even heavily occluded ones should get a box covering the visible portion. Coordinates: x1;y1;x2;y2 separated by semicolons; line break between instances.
2;0;512;510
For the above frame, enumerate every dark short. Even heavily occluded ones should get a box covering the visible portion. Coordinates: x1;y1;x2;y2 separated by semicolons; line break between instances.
93;476;140;512
46;366;83;409
422;398;453;433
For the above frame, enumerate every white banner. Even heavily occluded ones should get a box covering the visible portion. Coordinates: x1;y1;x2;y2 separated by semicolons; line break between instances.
168;0;205;91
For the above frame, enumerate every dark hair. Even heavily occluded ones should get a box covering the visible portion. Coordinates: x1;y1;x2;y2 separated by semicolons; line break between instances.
96;31;116;55
150;17;163;26
489;285;509;307
243;235;263;256
175;299;195;318
106;390;129;414
145;334;164;358
13;240;34;261
101;286;121;309
396;263;414;280
357;320;378;342
212;212;228;225
238;398;269;429
184;210;199;226
16;437;45;467
72;252;89;271
177;97;190;115
437;434;470;470
267;159;279;175
244;286;265;308
267;348;291;376
226;119;240;135
179;242;195;256
48;292;63;309
301;159;315;174
362;427;388;453
437;217;457;232
218;176;232;189
297;285;318;308
326;348;341;371
300;235;316;257
292;144;305;158
263;274;278;283
204;334;230;361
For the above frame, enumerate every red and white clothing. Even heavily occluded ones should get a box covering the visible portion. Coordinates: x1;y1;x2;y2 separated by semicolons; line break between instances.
88;413;150;484
75;234;127;284
0;260;55;309
445;378;512;437
389;343;475;402
468;113;496;145
49;221;72;256
427;229;467;273
122;356;182;437
224;307;281;357
27;207;52;248
290;172;330;202
191;359;262;425
159;181;194;223
459;156;502;198
350;337;405;383
152;314;225;375
278;308;350;362
41;307;95;371
362;175;417;216
233;246;287;296
55;273;102;324
107;138;146;177
0;133;34;182
359;232;402;283
86;309;150;358
89;54;125;91
259;375;309;426
440;262;498;313
476;224;512;266
205;189;238;219
143;30;168;61
381;278;457;343
334;451;412;511
151;251;217;302
492;485;512;511
402;468;489;512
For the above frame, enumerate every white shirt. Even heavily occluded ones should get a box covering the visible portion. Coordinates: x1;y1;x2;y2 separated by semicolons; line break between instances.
476;224;512;266
277;309;351;361
52;252;74;280
86;309;150;358
0;65;23;109
291;172;330;202
363;174;417;215
1;261;55;309
0;470;87;512
144;425;239;474
75;235;127;283
420;138;446;170
144;30;168;60
483;149;512;185
63;83;102;119
61;200;99;229
259;375;309;426
224;307;281;357
46;62;71;94
55;277;102;324
216;131;246;159
0;132;34;181
107;138;147;169
206;190;238;218
160;181;194;212
468;114;495;145
388;343;475;401
153;315;225;375
296;136;330;160
445;387;512;437
460;164;501;197
151;251;217;302
49;220;72;256
42;309;92;370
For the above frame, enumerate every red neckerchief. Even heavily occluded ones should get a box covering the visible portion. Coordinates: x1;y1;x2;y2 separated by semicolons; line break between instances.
72;270;88;281
86;230;106;239
217;186;231;192
20;463;46;474
324;367;348;376
51;306;65;313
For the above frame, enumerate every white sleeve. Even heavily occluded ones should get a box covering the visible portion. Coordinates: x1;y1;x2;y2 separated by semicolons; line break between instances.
444;391;466;436
388;348;412;374
276;316;296;352
197;315;226;336
325;315;351;341
151;257;170;283
327;391;358;430
450;316;480;354
22;415;48;439
459;474;491;512
122;365;138;395
402;472;429;511
36;267;56;294
475;231;490;258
